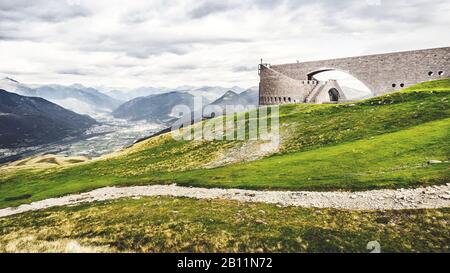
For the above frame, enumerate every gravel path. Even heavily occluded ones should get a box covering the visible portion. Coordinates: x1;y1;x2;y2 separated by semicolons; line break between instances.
1;184;450;218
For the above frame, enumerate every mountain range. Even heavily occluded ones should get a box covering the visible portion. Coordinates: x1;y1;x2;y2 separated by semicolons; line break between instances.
33;84;123;116
0;78;254;120
112;87;259;125
105;86;167;101
104;85;245;102
0;78;122;116
186;86;245;102
0;89;96;148
112;91;199;125
208;87;258;107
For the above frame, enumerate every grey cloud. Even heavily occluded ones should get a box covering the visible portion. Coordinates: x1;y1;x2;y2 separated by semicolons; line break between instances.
122;10;152;24
356;1;436;25
0;28;42;42
1;0;448;88
124;37;250;59
129;46;190;59
0;70;39;76
251;0;285;9
159;66;198;75
78;34;250;59
233;65;255;72
312;0;439;33
188;0;284;18
173;64;198;71
85;39;193;59
0;0;90;23
57;69;90;76
189;1;237;18
0;35;17;41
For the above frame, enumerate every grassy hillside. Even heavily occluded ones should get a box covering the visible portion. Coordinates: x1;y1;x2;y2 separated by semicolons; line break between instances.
158;119;449;190
0;79;449;208
0;196;448;253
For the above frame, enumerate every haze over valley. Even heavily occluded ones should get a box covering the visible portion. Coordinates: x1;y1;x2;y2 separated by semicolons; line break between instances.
0;77;267;163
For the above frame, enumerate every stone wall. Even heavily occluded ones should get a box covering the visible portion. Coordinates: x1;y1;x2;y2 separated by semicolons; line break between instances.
259;65;318;105
259;47;450;105
307;80;345;104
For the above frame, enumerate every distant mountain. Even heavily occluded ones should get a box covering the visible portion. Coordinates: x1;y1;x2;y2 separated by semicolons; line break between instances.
0;77;253;124
209;87;258;107
172;85;196;92
0;89;97;148
33;84;123;116
0;77;36;96
105;85;247;103
106;87;167;101
0;78;122;116
186;86;232;102
112;91;201;125
113;87;259;125
203;87;259;118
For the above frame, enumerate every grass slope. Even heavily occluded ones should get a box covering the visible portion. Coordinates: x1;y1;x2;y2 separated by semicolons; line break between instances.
0;196;448;253
0;80;449;208
158;119;450;190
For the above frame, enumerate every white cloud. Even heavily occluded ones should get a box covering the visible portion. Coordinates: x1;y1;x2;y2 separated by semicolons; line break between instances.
0;0;449;89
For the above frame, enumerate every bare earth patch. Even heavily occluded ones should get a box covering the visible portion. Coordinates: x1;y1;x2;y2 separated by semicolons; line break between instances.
204;139;279;168
2;154;90;170
2;234;112;253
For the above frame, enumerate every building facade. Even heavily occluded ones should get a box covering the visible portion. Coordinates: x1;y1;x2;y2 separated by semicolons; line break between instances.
259;47;450;105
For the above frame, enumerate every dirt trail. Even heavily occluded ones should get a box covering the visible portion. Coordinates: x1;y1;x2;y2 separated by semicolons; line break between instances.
1;184;450;218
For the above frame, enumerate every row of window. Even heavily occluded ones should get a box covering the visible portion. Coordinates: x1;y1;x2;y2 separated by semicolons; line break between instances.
392;83;405;88
393;70;446;89
300;80;318;85
261;96;297;104
428;71;445;76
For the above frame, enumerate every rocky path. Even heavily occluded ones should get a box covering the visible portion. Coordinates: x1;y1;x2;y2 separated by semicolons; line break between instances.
1;184;450;218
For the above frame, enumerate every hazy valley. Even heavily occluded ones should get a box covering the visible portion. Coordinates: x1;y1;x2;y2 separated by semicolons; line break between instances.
0;77;263;163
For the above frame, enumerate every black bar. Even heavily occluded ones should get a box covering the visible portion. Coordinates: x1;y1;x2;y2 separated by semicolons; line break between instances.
0;253;445;272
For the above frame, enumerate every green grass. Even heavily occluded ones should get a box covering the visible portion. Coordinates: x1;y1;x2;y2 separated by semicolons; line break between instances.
158;119;450;190
0;79;449;208
0;196;448;253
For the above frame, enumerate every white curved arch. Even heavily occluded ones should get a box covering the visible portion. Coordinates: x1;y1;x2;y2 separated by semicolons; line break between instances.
307;69;373;100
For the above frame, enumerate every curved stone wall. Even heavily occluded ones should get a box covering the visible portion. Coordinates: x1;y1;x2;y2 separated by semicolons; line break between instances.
259;66;319;105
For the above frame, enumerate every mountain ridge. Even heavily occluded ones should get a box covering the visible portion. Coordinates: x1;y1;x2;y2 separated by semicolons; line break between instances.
112;91;200;125
0;78;122;116
0;89;97;148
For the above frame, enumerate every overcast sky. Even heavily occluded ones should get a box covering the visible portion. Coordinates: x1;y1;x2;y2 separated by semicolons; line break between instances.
0;0;449;89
